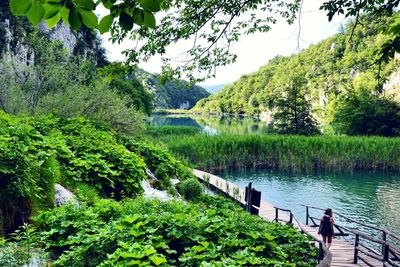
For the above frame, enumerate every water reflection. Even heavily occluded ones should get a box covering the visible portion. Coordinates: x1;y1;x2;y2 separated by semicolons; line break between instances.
217;169;400;236
149;114;273;135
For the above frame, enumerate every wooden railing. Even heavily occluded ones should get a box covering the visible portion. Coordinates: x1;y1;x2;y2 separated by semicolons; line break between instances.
274;207;332;266
303;205;400;267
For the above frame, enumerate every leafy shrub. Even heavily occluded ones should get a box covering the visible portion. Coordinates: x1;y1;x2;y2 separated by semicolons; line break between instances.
0;114;58;234
122;138;195;183
30;196;317;266
179;178;203;201
74;183;101;206
0;225;47;267
332;87;400;136
0;113;150;234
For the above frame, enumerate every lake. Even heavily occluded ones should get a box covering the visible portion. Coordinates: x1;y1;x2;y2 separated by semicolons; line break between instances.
217;168;400;240
149;114;273;135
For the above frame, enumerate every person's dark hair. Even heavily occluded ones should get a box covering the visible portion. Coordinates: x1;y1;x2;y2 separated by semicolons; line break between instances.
324;208;332;215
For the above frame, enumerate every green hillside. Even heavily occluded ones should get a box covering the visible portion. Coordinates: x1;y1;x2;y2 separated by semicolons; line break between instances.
134;69;210;109
193;16;400;129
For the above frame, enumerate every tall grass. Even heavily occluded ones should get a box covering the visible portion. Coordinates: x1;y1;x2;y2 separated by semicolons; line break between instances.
157;134;400;173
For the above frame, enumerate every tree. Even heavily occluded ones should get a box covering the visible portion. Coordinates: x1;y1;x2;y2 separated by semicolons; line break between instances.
8;0;400;81
273;76;319;135
332;88;400;136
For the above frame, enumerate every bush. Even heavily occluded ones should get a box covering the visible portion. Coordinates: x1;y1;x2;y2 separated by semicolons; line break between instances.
332;89;400;136
179;178;203;201
27;197;317;266
0;114;58;235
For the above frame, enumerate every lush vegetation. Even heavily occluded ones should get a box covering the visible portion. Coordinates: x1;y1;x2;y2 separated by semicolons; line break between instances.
1;196;317;266
331;84;400;136
194;16;400;135
146;126;201;138
0;113;193;235
152;130;400;173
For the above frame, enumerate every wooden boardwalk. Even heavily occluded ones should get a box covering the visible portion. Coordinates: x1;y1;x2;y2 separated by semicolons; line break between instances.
193;169;384;267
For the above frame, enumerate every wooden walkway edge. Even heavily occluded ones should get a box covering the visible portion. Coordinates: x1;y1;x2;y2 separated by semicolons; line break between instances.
193;169;378;267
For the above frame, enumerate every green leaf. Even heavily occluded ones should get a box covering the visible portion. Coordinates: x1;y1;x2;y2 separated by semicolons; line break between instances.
61;6;70;26
143;10;156;28
119;12;134;31
45;10;61;28
133;9;144;26
139;0;161;12
98;15;113;33
79;9;98;29
102;0;113;9
10;0;32;16
149;255;167;266
27;1;45;26
74;0;95;10
43;3;61;20
68;8;82;30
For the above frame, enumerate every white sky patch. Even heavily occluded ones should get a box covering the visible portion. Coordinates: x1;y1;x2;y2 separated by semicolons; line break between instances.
99;0;347;86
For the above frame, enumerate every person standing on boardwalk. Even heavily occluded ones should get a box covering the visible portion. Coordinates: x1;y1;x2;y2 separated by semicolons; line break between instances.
318;208;335;250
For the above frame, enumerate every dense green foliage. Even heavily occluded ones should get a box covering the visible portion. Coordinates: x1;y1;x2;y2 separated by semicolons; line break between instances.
273;76;319;135
194;16;400;135
331;85;400;136
152;131;400;173
179;178;203;201
10;196;316;266
0;113;193;235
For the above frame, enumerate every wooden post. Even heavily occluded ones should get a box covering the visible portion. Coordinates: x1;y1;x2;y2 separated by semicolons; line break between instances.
353;234;359;264
382;231;387;256
275;208;279;222
246;182;253;212
383;243;389;263
306;206;309;225
289;212;293;224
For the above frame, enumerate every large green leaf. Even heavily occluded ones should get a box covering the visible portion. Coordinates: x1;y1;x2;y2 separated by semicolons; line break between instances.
133;9;144;26
27;1;45;26
79;9;98;29
102;0;114;9
143;10;156;29
61;6;70;26
98;15;113;34
149;255;167;266
68;8;82;30
45;11;61;28
43;3;61;20
74;0;95;10
119;12;134;31
139;0;161;12
10;0;32;16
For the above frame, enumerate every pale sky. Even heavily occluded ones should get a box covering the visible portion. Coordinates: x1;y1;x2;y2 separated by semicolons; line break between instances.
101;0;347;86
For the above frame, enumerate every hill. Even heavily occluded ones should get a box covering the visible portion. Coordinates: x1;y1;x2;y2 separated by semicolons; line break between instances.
193;16;400;124
134;69;210;109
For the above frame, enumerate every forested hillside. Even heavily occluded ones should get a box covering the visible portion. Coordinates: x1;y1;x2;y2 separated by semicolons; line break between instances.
134;69;210;109
194;15;400;133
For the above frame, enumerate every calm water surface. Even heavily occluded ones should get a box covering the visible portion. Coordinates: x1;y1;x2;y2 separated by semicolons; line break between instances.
217;169;400;238
149;114;273;135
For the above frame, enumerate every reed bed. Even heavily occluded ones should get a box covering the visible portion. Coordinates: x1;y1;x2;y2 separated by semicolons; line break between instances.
156;134;400;173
